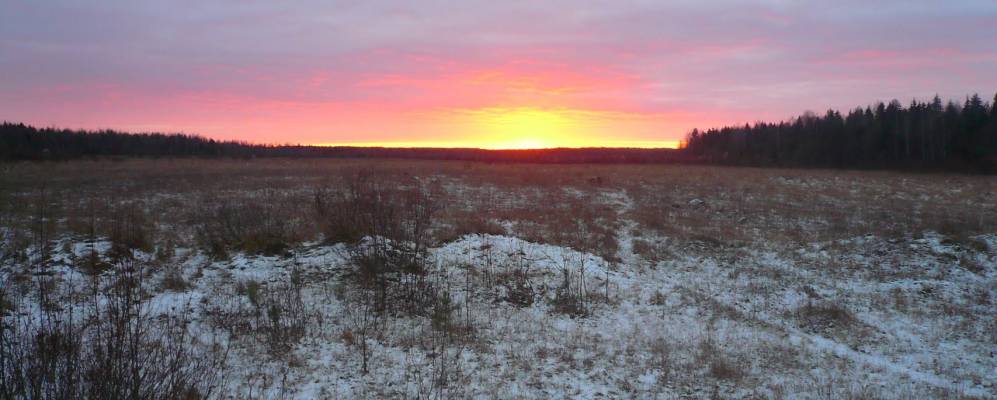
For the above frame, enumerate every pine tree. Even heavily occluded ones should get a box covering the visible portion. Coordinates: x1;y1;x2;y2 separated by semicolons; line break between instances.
680;93;994;171
992;92;997;118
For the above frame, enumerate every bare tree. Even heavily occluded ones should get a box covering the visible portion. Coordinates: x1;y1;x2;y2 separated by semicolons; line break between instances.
343;287;381;375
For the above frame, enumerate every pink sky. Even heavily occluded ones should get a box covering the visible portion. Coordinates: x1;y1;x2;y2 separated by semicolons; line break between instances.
1;1;995;148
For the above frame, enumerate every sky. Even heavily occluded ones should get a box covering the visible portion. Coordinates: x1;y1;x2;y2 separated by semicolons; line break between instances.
1;1;996;149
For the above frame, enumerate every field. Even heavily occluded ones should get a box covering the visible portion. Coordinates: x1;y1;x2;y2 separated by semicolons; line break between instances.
1;159;995;399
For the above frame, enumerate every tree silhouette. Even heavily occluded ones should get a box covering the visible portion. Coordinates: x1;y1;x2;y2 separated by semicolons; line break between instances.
683;92;996;172
4;91;996;172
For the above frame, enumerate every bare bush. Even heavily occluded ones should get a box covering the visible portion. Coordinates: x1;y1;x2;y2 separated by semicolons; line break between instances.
213;277;309;357
341;285;381;375
0;289;11;315
194;190;297;259
161;266;189;292
257;280;310;355
106;200;154;259
698;335;745;382
649;337;673;384
435;212;506;243
324;170;447;317
317;169;444;248
496;271;535;307
795;301;856;335
0;262;228;399
550;267;590;317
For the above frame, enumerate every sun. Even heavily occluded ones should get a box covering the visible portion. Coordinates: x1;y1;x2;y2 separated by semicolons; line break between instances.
465;107;584;149
314;106;682;149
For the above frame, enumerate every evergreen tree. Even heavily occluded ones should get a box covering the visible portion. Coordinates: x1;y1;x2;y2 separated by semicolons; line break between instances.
682;93;996;172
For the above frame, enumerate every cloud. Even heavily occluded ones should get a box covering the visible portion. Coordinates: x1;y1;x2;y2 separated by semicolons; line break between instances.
1;1;995;146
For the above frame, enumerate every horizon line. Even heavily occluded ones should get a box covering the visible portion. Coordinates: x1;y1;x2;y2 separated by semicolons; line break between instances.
310;140;682;150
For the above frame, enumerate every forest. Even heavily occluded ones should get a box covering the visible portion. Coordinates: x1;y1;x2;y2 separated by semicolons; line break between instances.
684;93;997;171
0;122;681;164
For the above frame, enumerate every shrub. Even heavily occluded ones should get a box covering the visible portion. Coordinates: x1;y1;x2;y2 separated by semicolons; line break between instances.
0;286;12;315
698;336;744;382
342;286;381;375
550;289;588;317
649;291;667;306
798;301;854;329
430;294;456;333
340;329;355;346
227;278;307;356
194;191;297;258
549;268;589;317
436;213;506;243
500;273;535;308
155;239;175;262
0;262;227;399
107;201;154;258
161;267;189;292
649;337;672;384
316;170;443;250
235;279;261;308
795;301;856;335
959;256;985;274
325;170;447;319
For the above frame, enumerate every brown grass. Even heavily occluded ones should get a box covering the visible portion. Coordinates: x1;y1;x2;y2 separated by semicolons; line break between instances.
1;159;994;260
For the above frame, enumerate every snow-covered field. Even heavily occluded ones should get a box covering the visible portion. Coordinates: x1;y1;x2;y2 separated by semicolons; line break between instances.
1;160;994;399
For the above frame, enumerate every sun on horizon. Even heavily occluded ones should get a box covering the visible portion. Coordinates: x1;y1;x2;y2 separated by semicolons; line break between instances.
315;107;682;149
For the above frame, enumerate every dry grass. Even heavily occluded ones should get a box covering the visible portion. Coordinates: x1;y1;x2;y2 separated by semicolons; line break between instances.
2;159;993;257
1;159;994;398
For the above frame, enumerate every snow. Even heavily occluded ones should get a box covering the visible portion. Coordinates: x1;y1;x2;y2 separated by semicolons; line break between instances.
2;207;994;398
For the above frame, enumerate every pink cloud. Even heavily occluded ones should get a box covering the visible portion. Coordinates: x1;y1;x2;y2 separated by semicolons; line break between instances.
2;1;995;147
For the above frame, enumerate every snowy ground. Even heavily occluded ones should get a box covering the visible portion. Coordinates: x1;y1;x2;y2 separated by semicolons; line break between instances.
1;161;995;399
4;188;993;399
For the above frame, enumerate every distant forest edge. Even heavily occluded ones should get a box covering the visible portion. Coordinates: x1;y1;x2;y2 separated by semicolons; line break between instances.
685;92;997;172
2;92;995;170
0;123;682;164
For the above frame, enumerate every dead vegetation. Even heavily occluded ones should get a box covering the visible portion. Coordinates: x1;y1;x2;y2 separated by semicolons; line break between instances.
0;261;227;399
0;159;994;398
2;159;994;259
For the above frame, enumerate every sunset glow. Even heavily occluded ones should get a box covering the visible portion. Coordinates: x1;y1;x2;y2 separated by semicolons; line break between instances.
466;108;580;149
1;2;994;148
316;107;684;149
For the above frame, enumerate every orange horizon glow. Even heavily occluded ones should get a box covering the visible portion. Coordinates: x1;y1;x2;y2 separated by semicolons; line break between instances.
312;107;682;149
312;140;682;150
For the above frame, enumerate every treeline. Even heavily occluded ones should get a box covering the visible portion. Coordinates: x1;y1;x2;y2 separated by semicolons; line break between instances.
5;92;997;171
0;122;682;164
684;93;997;172
0;122;263;159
